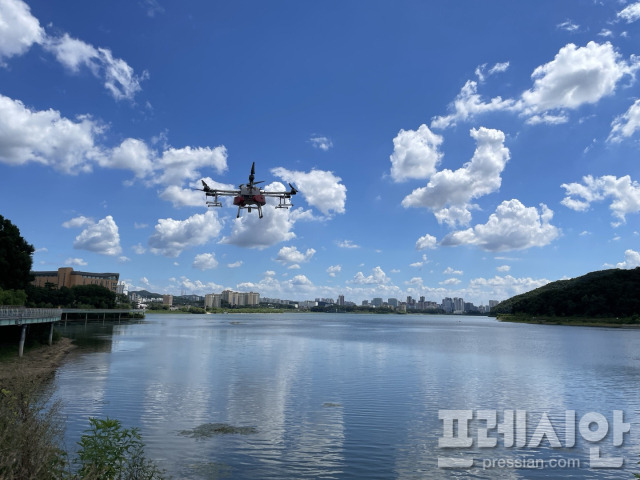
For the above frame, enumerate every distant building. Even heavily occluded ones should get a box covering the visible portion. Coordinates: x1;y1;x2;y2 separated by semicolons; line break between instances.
31;267;119;292
163;294;173;306
205;293;222;308
221;290;260;306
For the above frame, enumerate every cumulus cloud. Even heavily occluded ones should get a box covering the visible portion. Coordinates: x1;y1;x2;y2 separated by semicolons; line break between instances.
0;95;101;173
389;124;443;182
441;199;560;252
62;215;94;228
43;33;148;101
153;145;228;186
192;252;218;270
432;42;639;128
402;127;510;227
416;233;437;250
561;174;640;225
272;167;346;216
275;246;316;265
337;240;359;249
497;265;511;272
0;0;145;100
327;265;341;277
219;204;296;249
0;0;44;62
64;257;87;266
148;211;223;257
73;215;122;256
520;42;636;118
351;266;391;285
615;249;640;268
227;261;242;268
101;138;154;178
309;136;333;151
469;275;551;299
431;80;517;129
608;99;640;142
618;2;640;23
443;267;463;275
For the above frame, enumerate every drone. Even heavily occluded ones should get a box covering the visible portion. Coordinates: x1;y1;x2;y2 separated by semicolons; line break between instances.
197;162;298;218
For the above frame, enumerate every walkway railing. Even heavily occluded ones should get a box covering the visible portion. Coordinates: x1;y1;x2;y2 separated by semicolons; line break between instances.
0;306;61;321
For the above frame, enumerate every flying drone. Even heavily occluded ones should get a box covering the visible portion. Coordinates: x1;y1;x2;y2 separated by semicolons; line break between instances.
197;162;298;218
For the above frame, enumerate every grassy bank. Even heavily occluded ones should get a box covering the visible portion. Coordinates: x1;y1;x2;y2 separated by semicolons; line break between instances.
496;314;640;327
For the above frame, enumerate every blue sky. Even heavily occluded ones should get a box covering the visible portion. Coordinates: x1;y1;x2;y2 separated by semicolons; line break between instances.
2;0;640;306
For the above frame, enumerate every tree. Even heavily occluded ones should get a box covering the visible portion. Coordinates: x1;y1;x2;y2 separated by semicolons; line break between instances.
0;215;35;291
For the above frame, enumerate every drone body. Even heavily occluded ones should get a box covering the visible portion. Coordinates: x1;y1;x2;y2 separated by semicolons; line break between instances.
198;162;297;218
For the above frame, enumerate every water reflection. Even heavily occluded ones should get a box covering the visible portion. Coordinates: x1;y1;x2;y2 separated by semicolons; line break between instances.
52;314;640;479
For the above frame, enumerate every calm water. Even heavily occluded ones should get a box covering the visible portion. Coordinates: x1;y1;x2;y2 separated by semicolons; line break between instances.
53;313;640;479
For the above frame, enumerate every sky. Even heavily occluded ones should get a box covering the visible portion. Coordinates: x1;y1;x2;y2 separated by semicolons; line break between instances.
2;0;640;306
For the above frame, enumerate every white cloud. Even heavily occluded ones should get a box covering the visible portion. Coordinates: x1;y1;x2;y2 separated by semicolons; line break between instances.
73;215;122;256
608;99;640;142
416;233;437;250
219;204;296;249
0;0;44;62
227;261;243;268
309;135;333;151
272;167;346;216
469;275;551;299
154;145;228;186
618;2;640;23
351;266;391;285
276;246;316;265
44;33;148;101
389;124;443;182
440;278;461;285
431;80;516;129
441;199;560;252
193;252;218;270
337;240;359;249
132;243;146;254
561;175;640;225
102;138;154;177
520;41;637;118
557;20;579;32
64;257;87;266
149;211;223;257
443;267;463;275
0;94;101;173
496;265;511;272
432;42;639;129
171;276;225;296
62;215;94;228
402;127;510;227
615;249;640;268
327;265;341;277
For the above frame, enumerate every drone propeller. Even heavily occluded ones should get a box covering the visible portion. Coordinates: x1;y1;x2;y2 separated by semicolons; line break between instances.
191;180;213;192
288;183;298;195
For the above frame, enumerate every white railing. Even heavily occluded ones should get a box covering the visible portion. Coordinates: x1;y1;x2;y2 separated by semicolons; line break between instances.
0;307;61;320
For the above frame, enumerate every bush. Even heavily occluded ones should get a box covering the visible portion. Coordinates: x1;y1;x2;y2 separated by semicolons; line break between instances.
75;417;166;480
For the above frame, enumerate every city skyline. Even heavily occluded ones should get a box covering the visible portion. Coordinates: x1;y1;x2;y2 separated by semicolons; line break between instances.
2;1;640;305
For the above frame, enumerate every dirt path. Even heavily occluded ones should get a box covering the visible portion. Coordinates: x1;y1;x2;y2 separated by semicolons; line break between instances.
0;337;76;382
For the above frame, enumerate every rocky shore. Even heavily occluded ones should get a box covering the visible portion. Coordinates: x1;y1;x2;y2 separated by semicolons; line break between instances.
0;337;76;382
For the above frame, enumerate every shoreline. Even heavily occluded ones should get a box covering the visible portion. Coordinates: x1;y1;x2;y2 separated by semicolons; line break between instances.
497;316;640;328
0;337;76;382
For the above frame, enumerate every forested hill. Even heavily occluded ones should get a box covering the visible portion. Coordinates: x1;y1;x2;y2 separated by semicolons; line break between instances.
492;268;640;318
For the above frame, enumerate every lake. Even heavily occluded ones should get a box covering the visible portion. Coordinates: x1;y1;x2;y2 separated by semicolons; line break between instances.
53;313;640;479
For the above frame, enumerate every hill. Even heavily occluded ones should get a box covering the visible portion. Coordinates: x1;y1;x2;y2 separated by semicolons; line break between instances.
492;268;640;318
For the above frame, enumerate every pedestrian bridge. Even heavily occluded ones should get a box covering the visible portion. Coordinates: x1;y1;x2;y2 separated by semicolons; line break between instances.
0;307;143;357
0;307;61;327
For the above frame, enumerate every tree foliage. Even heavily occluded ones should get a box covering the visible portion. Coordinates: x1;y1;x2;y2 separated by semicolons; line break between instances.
492;268;640;318
26;284;116;309
0;215;34;291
